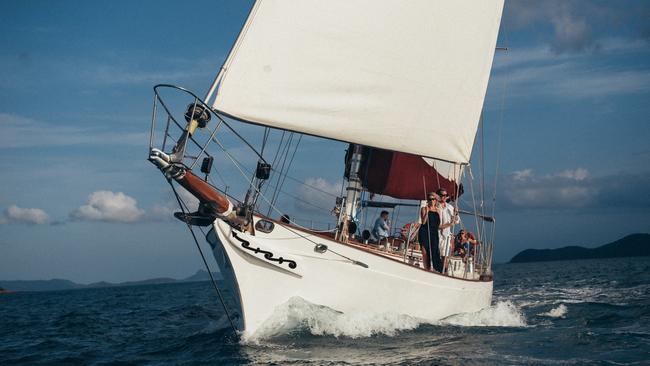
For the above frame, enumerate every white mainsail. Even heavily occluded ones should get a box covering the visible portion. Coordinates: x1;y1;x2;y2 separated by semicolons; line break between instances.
213;0;504;164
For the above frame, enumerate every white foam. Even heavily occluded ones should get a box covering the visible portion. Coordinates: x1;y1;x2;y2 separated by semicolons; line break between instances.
246;297;421;341
440;301;527;327
245;297;527;342
538;304;568;318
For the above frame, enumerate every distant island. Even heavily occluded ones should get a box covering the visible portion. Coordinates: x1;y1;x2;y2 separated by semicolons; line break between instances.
510;233;650;263
0;269;221;293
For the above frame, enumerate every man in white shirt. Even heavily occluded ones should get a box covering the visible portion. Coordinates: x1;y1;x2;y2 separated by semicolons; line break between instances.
437;188;459;273
372;210;391;250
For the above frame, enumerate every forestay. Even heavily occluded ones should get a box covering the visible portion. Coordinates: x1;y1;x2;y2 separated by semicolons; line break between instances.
213;0;504;164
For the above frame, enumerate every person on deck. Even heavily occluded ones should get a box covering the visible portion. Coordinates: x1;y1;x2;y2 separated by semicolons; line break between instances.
454;229;477;259
372;210;391;249
419;193;443;272
437;188;459;273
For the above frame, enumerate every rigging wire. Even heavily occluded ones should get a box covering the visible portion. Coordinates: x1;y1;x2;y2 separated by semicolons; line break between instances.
210;165;230;190
275;184;332;213
491;25;511;215
273;134;302;208
479;112;487;248
264;131;287;193
207;138;335;218
206;129;335;217
260;127;270;157
467;167;485;268
168;180;238;336
488;31;511;267
268;133;295;214
280;173;338;198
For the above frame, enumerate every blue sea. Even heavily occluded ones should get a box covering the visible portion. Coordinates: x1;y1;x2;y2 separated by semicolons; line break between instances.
1;257;649;365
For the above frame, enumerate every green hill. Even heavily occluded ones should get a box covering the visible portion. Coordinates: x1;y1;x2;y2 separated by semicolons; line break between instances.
0;270;221;292
510;233;650;263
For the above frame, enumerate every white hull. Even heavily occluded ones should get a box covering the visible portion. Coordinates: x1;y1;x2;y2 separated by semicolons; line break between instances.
208;216;493;336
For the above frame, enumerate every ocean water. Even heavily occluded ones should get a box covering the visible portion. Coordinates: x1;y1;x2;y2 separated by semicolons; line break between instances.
1;257;649;365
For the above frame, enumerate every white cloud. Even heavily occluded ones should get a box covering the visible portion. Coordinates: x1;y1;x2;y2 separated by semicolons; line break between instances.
551;69;650;98
1;205;49;225
505;1;596;53
88;65;204;85
549;9;593;54
503;1;647;55
71;191;145;223
555;168;588;181
492;38;648;73
78;55;224;86
489;61;650;101
488;32;650;103
501;168;596;209
512;169;534;181
499;168;650;212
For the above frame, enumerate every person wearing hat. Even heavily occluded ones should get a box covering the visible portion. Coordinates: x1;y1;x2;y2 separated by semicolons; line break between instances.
436;188;459;273
418;192;443;272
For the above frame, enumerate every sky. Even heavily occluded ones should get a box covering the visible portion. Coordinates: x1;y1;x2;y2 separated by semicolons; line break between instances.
1;0;649;283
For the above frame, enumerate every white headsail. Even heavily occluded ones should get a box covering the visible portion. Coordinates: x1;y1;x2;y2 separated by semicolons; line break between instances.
212;0;504;164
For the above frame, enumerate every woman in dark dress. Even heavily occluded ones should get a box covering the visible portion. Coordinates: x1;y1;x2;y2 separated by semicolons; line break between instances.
419;193;443;272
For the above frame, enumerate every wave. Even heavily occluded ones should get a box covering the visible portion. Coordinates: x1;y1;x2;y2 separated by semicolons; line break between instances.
440;301;527;327
496;283;650;309
246;297;526;341
246;297;421;341
538;304;568;318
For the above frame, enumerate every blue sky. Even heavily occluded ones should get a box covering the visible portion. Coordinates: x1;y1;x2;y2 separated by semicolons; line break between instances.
1;1;649;283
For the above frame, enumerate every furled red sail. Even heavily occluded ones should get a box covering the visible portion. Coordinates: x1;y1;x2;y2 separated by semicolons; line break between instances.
357;147;463;201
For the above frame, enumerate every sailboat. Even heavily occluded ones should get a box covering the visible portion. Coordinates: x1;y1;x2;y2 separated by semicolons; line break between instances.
147;0;504;336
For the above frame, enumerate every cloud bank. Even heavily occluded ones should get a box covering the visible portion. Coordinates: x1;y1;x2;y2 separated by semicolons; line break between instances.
499;168;650;211
489;41;650;102
504;1;649;54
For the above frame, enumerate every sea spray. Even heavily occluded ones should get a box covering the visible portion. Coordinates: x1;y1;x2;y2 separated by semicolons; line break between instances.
246;297;421;341
440;301;527;327
538;304;568;318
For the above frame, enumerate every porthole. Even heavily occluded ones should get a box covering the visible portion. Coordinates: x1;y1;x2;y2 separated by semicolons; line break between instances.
255;219;275;233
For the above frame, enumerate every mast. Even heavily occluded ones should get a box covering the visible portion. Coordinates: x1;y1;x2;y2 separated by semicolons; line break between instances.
337;144;363;241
